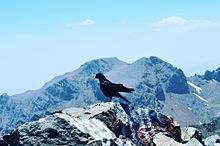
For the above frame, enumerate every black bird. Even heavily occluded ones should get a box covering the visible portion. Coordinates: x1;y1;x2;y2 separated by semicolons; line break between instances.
94;73;134;103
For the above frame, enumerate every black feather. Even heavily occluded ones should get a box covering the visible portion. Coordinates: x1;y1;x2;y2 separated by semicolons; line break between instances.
95;73;134;104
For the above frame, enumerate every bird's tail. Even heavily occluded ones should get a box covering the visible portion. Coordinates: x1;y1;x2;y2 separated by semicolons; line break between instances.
127;88;134;93
119;95;131;104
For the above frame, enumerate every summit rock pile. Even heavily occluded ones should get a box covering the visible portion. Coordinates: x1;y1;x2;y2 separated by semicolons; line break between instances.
0;102;213;146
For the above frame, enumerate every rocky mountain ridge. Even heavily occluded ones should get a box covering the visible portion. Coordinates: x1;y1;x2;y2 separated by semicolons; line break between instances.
0;56;219;136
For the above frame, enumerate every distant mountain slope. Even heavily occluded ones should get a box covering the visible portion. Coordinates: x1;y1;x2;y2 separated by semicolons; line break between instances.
187;71;220;122
193;116;220;138
0;56;219;135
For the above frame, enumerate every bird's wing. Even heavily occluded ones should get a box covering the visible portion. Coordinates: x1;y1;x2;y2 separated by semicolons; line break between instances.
102;81;131;103
101;81;120;96
102;81;117;92
112;83;134;93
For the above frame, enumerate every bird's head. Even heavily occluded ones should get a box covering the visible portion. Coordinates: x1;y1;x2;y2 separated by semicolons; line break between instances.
94;73;106;80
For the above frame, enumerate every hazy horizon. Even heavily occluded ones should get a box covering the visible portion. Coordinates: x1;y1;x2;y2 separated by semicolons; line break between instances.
0;0;220;95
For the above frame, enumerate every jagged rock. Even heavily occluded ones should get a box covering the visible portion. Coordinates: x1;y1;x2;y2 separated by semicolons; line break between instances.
0;136;3;145
0;102;207;146
154;134;203;146
214;70;220;82
204;70;214;80
0;102;134;146
0;93;9;103
155;86;165;101
181;127;204;146
165;69;190;94
181;127;200;142
203;68;220;82
185;138;203;146
154;133;182;146
204;135;220;146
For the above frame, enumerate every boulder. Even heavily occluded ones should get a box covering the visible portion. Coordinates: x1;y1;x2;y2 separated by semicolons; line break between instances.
181;127;197;141
204;135;220;146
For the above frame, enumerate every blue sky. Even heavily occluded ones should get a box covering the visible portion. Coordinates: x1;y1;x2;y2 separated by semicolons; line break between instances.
0;0;220;95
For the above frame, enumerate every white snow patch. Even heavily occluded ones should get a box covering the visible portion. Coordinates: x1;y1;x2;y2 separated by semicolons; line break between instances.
188;107;192;110
193;93;208;103
57;113;116;140
187;81;202;94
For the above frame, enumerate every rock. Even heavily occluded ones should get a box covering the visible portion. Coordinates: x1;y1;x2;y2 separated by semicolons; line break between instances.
204;70;214;80
0;102;199;146
0;136;4;145
181;127;197;141
165;69;190;94
0;101;216;146
154;134;203;146
0;102;135;145
214;70;220;82
203;68;220;82
204;135;220;146
185;138;203;146
154;133;182;146
155;86;165;101
0;93;9;103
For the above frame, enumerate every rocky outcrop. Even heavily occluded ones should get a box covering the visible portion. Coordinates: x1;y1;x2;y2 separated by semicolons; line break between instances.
0;102;206;146
0;102;133;146
154;134;203;146
204;68;220;82
155;86;165;101
165;69;190;94
204;135;220;146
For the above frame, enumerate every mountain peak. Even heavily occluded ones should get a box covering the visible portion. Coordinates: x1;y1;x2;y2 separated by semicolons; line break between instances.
203;67;220;82
132;56;169;67
80;57;127;70
42;57;127;89
0;93;9;98
149;56;164;64
0;93;9;103
0;56;219;138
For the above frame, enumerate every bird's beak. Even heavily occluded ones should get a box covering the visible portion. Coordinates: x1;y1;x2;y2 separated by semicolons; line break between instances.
93;76;96;80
